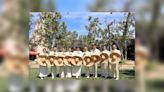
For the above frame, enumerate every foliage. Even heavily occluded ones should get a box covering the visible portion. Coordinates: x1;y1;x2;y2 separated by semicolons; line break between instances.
30;12;79;49
30;12;135;55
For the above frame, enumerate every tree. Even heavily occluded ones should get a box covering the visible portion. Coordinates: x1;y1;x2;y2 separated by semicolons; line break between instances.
85;16;101;46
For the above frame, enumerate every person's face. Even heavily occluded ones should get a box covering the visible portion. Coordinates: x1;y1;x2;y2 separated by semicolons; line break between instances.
112;45;116;50
68;48;72;52
84;47;88;51
103;47;107;50
53;48;56;51
93;45;96;49
61;48;65;52
77;48;80;51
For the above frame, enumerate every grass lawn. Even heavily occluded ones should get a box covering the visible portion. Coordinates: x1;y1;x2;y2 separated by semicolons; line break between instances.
29;67;135;80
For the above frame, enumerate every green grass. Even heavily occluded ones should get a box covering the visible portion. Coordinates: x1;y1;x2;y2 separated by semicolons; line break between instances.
29;67;135;80
1;70;164;92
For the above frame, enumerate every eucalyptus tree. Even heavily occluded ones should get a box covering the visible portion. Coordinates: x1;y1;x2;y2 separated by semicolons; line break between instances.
38;12;62;49
85;16;102;46
119;12;135;59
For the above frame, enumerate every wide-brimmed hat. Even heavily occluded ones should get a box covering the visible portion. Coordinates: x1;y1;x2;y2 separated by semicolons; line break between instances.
91;55;101;63
109;51;121;63
84;55;94;67
4;56;29;75
37;55;47;66
73;56;83;66
64;56;73;66
100;52;109;61
65;56;72;61
46;56;56;67
135;46;149;67
55;56;64;66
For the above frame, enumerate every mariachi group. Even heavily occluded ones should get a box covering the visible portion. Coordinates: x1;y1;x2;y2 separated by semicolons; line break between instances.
36;44;121;80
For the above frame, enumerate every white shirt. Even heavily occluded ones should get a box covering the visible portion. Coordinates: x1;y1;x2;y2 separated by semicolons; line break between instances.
111;49;121;55
91;49;100;55
49;51;58;56
73;51;83;57
83;51;91;56
65;52;73;56
101;50;110;55
58;52;65;57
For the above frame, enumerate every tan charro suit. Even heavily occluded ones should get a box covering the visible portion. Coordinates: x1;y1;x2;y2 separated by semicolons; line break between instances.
100;50;110;78
83;51;93;78
91;49;100;78
72;51;83;78
49;51;58;79
38;52;48;79
65;51;73;78
110;49;121;80
58;52;65;78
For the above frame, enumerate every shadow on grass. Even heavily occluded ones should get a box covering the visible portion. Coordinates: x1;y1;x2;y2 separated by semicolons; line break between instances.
120;70;135;76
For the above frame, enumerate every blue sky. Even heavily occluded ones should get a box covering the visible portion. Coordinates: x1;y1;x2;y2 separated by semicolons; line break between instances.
54;0;94;12
29;12;128;38
54;0;125;12
29;0;135;38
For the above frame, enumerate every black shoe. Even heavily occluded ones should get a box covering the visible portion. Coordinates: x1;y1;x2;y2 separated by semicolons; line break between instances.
56;74;60;77
47;73;52;77
36;76;41;79
98;74;102;77
81;74;86;77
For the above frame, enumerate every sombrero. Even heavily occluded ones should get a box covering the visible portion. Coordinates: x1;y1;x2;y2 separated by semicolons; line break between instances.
91;54;101;64
37;55;47;66
64;56;73;66
72;56;83;66
135;46;149;68
55;56;64;66
84;55;94;67
4;54;29;75
100;52;109;62
109;51;121;63
46;55;56;67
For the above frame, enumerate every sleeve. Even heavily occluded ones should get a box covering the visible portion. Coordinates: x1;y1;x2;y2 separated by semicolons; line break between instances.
80;51;83;57
72;51;76;56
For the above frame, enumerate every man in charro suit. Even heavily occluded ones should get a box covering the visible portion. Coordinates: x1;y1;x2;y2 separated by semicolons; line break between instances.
100;46;110;78
72;47;83;78
49;47;58;79
83;46;93;78
37;48;48;79
109;44;121;80
58;48;66;78
91;44;101;78
65;47;73;78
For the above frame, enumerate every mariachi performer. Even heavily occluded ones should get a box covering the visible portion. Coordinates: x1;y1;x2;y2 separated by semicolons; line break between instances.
83;46;94;78
109;44;121;80
91;44;101;78
64;48;73;78
47;47;58;79
135;38;149;92
37;48;48;79
72;47;83;78
3;38;29;92
56;48;65;78
100;46;110;78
